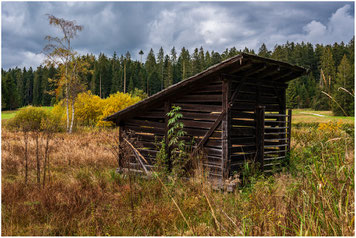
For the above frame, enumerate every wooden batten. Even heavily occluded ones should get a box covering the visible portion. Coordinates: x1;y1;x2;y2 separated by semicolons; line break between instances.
222;78;231;179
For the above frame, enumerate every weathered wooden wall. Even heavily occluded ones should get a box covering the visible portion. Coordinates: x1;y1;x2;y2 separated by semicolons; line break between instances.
121;78;224;179
227;76;289;174
120;73;291;180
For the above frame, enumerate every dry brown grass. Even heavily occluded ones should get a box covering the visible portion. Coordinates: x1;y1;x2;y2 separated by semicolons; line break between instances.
2;124;354;236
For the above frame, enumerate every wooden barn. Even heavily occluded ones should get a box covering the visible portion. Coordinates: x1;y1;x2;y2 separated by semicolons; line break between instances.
105;53;307;182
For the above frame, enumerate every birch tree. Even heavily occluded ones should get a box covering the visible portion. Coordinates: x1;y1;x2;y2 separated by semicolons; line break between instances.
43;14;83;133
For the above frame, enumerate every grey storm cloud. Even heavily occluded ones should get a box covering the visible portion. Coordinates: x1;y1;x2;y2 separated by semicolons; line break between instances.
1;1;354;69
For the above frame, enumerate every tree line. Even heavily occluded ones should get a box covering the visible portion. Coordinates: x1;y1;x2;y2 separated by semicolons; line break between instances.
2;38;354;116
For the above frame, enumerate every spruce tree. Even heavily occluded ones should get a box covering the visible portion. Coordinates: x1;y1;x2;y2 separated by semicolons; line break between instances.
332;55;354;116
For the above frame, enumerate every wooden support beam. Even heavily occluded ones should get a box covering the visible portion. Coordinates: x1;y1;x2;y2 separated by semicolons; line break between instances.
229;77;247;106
287;109;292;154
255;106;265;170
192;109;225;155
118;126;124;169
222;79;231;179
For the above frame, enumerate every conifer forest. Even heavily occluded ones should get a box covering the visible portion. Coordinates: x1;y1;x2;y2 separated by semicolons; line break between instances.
2;38;354;116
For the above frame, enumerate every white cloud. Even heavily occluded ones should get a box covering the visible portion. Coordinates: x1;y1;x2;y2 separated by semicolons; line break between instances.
287;4;354;46
147;4;255;54
1;2;354;69
18;51;46;69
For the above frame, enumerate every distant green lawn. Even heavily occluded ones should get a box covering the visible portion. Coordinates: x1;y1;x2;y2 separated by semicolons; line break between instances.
292;108;354;124
2;106;53;120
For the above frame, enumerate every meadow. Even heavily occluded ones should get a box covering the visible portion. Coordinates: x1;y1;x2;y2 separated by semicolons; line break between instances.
1;109;354;236
1;106;53;120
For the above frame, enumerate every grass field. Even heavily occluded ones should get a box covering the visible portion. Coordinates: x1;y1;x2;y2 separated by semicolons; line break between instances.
1;108;354;235
292;108;355;124
1;106;53;120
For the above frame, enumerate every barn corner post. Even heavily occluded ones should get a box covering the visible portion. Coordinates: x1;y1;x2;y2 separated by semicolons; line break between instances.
287;108;292;163
279;87;287;166
118;123;125;171
221;75;231;180
255;105;265;171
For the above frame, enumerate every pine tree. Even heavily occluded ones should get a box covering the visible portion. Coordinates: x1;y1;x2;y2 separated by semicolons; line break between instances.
145;49;157;95
33;66;43;106
258;43;271;58
2;73;20;110
157;47;164;90
286;80;298;108
163;54;173;88
332;55;354;116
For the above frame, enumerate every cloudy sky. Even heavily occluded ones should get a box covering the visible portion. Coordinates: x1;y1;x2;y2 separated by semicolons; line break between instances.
1;1;354;69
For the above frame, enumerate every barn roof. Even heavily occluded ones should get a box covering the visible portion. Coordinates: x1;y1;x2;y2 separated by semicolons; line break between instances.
105;53;307;123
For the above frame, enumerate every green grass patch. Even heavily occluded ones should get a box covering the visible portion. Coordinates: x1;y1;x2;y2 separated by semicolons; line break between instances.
2;106;53;120
292;108;354;124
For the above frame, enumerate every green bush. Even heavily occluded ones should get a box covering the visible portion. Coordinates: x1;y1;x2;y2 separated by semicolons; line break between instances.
5;106;63;132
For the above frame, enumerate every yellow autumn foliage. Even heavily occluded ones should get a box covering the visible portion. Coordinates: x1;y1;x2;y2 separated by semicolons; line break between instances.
75;91;104;126
317;120;343;133
97;91;141;127
52;90;141;128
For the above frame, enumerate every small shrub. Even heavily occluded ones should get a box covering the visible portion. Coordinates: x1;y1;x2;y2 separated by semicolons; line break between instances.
6;106;49;132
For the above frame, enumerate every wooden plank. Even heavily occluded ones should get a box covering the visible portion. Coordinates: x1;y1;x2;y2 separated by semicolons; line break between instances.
264;144;288;148
180;119;214;130
203;146;223;157
230;153;256;161
175;94;222;103
125;125;165;135
231;111;256;119
231;103;280;111
230;145;256;153
255;105;265;170
264;150;287;155
184;127;222;137
136;134;163;142
222;79;231;179
229;77;247;106
118;126;125;168
134;111;165;119
265;113;288;117
175;103;222;113
181;111;220;121
231;119;255;127
192;109;225;155
231;127;255;136
231;136;255;145
287;109;292;153
264;156;286;161
126;119;165;128
194;84;222;93
206;139;222;148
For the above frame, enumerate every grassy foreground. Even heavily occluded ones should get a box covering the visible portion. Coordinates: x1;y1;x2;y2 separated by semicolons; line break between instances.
1;118;354;235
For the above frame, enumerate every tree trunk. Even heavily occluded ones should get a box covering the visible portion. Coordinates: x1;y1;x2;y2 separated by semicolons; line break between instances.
43;133;50;187
124;61;127;93
65;64;70;132
69;99;75;133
